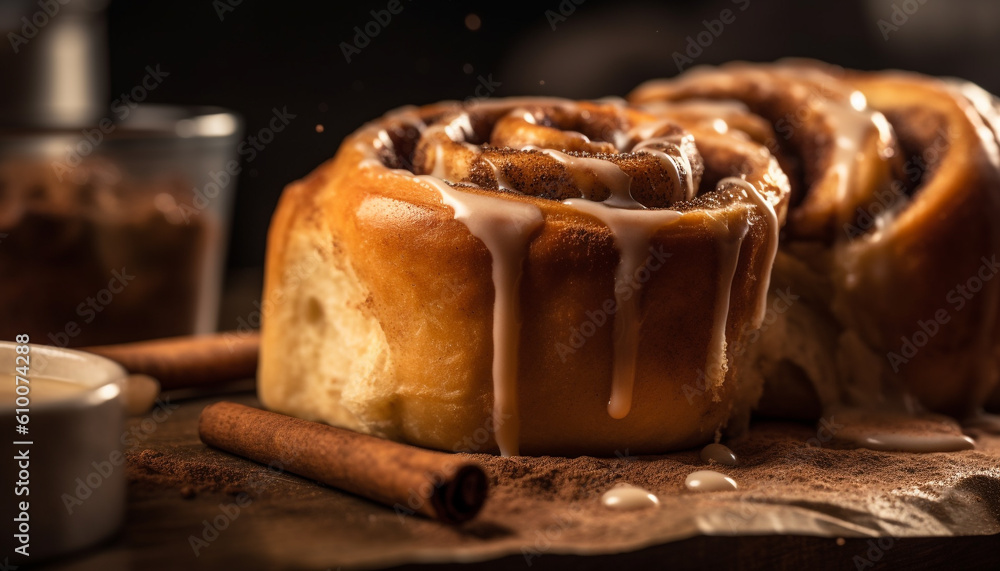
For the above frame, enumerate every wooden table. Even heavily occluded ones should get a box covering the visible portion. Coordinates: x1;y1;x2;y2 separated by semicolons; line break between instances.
39;390;1000;570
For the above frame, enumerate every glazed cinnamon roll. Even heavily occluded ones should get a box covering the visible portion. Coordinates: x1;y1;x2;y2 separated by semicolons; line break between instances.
259;98;789;455
632;61;1000;422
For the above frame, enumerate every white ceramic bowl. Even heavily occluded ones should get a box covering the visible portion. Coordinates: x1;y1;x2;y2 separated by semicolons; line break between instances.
1;341;126;562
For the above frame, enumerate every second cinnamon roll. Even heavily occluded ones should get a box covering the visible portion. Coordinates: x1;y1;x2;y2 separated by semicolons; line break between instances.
632;60;1000;424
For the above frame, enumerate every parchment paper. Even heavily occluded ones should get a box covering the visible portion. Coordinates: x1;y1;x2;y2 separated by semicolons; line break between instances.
107;394;1000;570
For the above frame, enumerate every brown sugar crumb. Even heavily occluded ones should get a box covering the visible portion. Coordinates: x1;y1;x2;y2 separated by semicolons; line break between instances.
126;449;255;496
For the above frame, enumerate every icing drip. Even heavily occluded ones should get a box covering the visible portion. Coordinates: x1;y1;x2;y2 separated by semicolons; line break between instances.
601;484;660;510
416;176;543;456
718;178;780;327
563;199;682;418
442;113;475;141
822;95;886;202
363;101;783;449
701;178;779;393
703;218;746;393
685;470;738;491
632;136;695;204
700;443;738;466
828;97;894;203
482;158;516;192
766;67;894;205
545;138;690;418
528;147;636;206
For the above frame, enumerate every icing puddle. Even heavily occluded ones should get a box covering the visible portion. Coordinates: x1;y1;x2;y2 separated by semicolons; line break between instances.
824;407;976;453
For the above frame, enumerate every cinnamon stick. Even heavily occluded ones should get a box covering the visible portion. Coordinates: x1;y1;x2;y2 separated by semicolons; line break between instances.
198;402;488;524
81;332;259;390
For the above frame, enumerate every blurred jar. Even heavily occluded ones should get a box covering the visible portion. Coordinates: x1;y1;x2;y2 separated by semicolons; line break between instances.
1;0;243;346
0;108;242;346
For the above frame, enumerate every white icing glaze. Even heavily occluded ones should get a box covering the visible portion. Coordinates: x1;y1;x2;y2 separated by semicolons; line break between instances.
482;157;516;192
685;470;738;492
563;198;683;418
703;218;745;394
429;143;449;179
766;67;894;206
718;178;780;327
442;113;475;141
701;178;780;393
632;136;695;203
529;147;635;205
700;442;738;466
415;176;543;457
357;99;783;450
531;135;759;418
823;94;882;203
538;134;694;419
641;65;893;207
601;484;660;510
635;101;744;135
825;407;978;453
854;433;975;453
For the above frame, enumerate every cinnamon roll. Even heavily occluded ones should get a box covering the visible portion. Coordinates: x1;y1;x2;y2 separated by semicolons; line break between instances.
259;98;789;455
632;61;1000;423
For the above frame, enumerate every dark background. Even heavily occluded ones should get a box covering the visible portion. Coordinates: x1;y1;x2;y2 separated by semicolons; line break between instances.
103;0;1000;316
